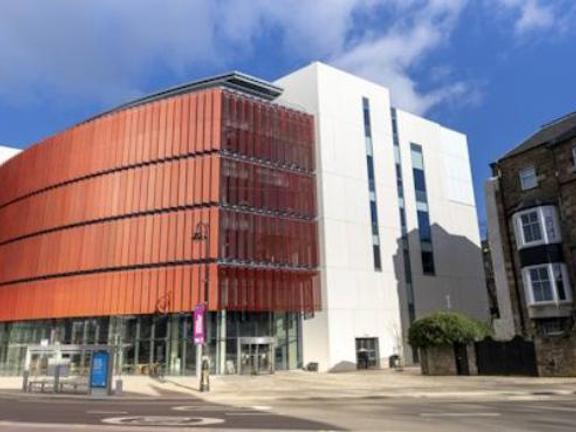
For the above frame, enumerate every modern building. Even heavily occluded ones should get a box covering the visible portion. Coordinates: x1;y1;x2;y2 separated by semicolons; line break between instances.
277;63;488;369
486;111;576;375
0;62;488;376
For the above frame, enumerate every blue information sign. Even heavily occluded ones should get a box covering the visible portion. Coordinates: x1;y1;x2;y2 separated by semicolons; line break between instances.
90;351;109;389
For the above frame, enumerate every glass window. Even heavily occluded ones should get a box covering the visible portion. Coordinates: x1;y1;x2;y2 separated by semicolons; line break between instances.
523;264;572;305
417;211;431;242
421;250;435;275
400;208;407;233
537;318;567;336
410;143;424;170
367;157;375;182
362;97;372;138
553;264;567;301
529;266;554;302
373;245;382;271
520;211;543;243
365;137;373;156
519;166;538;190
413;169;427;193
370;201;379;226
362;96;381;272
543;207;559;243
514;206;561;248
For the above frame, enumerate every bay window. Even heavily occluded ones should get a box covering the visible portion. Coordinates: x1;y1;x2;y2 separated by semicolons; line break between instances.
522;263;572;305
512;206;561;249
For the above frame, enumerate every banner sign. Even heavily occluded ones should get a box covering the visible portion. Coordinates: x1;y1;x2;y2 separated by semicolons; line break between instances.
90;350;109;389
194;303;206;345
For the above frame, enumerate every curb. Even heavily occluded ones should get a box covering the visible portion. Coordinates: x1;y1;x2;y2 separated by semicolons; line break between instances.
1;388;574;403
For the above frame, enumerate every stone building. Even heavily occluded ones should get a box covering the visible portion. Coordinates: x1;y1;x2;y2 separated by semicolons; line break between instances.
486;112;576;376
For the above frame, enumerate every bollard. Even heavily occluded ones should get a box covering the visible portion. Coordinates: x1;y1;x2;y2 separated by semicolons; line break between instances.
22;370;29;393
115;379;123;396
200;356;210;392
53;364;60;393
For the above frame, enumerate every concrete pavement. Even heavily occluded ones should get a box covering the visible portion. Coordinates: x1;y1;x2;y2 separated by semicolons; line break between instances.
2;368;576;403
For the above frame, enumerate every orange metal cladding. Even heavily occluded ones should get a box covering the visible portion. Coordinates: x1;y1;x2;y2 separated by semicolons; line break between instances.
0;87;319;323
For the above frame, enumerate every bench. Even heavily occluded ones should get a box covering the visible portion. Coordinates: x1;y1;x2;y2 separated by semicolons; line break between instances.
26;377;89;394
58;379;89;393
27;379;55;393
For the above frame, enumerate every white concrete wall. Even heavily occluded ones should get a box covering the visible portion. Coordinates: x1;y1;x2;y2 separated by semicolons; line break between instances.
0;145;20;165
276;62;489;371
395;110;489;322
485;177;516;339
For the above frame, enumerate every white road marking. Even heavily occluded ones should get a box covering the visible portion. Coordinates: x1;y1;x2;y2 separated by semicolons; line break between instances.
172;405;238;412
506;395;552;401
102;415;225;426
420;412;501;418
250;405;272;411
86;411;128;415
0;422;323;432
225;412;272;416
173;404;273;413
530;405;576;412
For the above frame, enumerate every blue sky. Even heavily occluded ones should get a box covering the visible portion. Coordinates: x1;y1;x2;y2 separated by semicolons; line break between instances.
1;0;575;230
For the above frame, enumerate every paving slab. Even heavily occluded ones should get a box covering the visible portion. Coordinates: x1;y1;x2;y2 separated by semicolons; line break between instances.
1;367;575;403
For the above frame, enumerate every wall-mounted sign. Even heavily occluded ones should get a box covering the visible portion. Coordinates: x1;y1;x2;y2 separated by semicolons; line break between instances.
194;304;206;345
90;350;110;389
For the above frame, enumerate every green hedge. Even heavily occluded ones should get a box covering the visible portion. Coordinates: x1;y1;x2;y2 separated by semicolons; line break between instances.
408;312;492;349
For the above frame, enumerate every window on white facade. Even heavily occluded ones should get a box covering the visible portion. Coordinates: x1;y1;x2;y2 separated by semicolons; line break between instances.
513;206;561;249
519;166;538;190
523;263;572;305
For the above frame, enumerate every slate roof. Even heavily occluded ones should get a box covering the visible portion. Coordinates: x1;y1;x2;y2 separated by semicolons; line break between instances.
501;111;576;160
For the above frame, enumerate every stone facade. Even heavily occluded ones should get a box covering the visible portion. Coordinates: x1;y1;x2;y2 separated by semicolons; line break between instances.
487;113;576;376
536;334;576;377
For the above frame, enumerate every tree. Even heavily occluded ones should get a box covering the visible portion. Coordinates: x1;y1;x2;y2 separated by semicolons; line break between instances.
408;312;491;349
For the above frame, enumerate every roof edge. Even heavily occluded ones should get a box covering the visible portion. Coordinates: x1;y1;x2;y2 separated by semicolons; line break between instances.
83;71;284;125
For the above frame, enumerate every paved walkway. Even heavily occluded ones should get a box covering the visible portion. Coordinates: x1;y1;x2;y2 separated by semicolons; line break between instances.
2;368;576;402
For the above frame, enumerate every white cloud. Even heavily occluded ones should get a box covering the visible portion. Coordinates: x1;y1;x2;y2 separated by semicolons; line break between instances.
332;0;470;113
0;0;571;115
493;0;568;35
0;0;221;105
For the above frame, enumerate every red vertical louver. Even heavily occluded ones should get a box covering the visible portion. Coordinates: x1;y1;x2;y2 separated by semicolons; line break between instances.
0;88;319;322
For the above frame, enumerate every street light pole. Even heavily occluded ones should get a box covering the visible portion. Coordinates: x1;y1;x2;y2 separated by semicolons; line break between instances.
193;221;210;392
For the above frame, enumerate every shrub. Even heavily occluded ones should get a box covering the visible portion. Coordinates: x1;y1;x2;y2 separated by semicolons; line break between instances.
408;312;492;349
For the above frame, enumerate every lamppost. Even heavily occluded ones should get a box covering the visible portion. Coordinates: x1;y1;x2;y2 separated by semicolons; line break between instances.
193;221;210;392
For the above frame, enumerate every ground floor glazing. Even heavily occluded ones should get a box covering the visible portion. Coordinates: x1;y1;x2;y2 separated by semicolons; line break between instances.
0;312;302;376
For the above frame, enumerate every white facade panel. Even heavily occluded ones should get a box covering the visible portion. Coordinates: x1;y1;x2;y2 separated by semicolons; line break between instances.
276;62;489;371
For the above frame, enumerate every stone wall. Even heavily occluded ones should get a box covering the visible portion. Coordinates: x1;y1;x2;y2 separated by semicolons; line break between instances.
535;334;576;377
419;345;456;375
419;344;478;376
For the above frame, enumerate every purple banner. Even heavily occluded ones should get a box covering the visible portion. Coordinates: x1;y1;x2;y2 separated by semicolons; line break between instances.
193;303;206;345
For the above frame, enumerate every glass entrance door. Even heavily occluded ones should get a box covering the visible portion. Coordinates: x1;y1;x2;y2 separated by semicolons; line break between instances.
237;337;275;375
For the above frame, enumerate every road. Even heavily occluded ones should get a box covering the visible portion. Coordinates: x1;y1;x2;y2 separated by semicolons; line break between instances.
1;393;576;431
